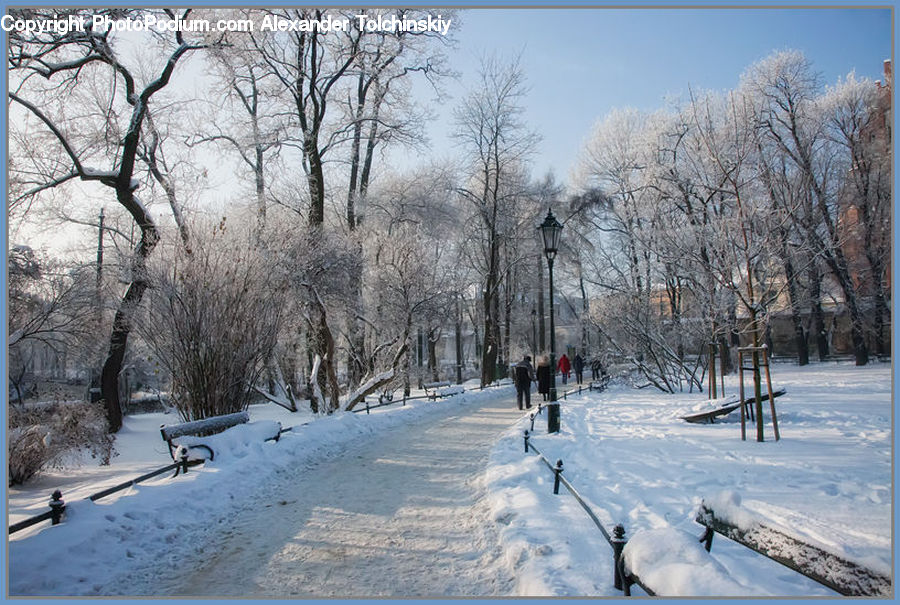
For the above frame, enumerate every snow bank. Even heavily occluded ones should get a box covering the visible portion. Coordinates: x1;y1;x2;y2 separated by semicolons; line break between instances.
483;362;891;597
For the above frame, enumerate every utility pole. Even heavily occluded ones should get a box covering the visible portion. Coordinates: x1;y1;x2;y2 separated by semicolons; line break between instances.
96;207;105;294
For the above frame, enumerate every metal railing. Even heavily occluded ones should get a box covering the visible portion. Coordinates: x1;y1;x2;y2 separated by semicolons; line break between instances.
351;380;509;414
9;420;305;537
8;455;205;536
522;431;653;596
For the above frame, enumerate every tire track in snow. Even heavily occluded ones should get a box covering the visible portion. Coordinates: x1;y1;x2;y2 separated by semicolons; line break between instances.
162;396;522;597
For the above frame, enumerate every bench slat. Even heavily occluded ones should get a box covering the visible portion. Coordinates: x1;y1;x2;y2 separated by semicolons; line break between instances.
160;411;250;441
423;381;452;390
697;504;891;597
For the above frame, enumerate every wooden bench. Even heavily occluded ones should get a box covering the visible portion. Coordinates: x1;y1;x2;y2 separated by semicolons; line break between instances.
423;381;452;400
696;500;891;596
160;411;250;461
681;389;786;424
588;375;610;392
620;527;747;596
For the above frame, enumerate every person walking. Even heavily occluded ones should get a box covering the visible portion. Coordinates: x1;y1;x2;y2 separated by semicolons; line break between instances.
514;355;536;410
536;355;551;401
573;352;585;385
558;353;571;385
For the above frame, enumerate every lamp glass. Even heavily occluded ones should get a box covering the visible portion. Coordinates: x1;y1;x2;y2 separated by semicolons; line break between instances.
539;209;563;258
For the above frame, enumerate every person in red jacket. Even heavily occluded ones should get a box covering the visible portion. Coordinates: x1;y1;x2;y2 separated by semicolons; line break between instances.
557;353;571;384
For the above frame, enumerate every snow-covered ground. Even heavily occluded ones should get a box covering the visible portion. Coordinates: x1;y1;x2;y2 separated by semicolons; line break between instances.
7;381;514;596
6;362;893;598
485;360;893;597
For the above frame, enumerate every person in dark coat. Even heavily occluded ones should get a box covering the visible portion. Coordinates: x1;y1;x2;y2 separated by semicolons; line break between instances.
573;353;585;385
514;355;536;410
536;354;551;401
558;353;571;384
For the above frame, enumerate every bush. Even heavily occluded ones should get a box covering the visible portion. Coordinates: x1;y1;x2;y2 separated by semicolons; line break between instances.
8;401;116;486
140;223;285;422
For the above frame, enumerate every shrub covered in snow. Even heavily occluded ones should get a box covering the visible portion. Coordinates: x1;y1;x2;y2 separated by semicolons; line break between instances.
8;401;116;485
140;223;285;422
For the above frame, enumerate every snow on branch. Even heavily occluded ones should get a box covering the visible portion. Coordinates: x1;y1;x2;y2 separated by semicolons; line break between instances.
342;339;409;412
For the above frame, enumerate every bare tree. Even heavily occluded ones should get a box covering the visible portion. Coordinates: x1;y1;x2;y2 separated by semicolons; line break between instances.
820;71;892;358
8;8;214;430
139;219;284;421
741;50;870;364
454;56;538;386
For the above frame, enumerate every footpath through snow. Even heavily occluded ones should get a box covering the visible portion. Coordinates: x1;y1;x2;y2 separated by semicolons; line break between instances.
8;386;523;597
160;393;522;597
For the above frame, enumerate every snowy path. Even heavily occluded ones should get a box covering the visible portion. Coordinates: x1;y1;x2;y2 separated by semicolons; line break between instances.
158;396;523;597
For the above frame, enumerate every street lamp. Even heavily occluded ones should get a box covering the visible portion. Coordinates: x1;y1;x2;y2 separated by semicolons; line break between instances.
539;208;563;433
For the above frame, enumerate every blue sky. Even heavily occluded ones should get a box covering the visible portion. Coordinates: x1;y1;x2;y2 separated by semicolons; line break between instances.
0;3;892;196
397;6;893;182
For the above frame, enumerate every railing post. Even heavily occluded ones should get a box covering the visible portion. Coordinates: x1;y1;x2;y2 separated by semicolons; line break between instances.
366;400;370;414
612;524;627;591
49;490;65;525
529;413;536;432
700;526;714;552
180;449;189;475
524;430;530;453
553;459;563;494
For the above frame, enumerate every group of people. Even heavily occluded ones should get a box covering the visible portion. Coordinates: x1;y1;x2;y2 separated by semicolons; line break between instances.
512;351;603;410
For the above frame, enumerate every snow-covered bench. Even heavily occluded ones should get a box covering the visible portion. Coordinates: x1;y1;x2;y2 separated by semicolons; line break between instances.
589;375;609;392
621;527;748;596
160;412;281;461
696;495;892;597
437;385;465;398
423;381;452;400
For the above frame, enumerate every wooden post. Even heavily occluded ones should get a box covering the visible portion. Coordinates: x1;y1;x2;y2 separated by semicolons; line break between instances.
762;347;780;441
750;348;762;441
739;350;746;441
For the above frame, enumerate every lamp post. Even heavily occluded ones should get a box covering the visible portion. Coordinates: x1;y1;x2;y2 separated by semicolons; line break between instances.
539;209;563;432
531;308;537;362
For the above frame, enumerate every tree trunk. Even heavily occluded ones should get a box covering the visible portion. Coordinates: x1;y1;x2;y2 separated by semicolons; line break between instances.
428;327;440;382
806;261;829;361
782;253;808;366
455;298;464;384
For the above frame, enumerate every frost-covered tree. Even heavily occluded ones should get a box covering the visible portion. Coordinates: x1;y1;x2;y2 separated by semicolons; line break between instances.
819;72;892;358
741;50;871;365
454;56;539;386
139;218;285;421
362;165;461;397
8;8;215;430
